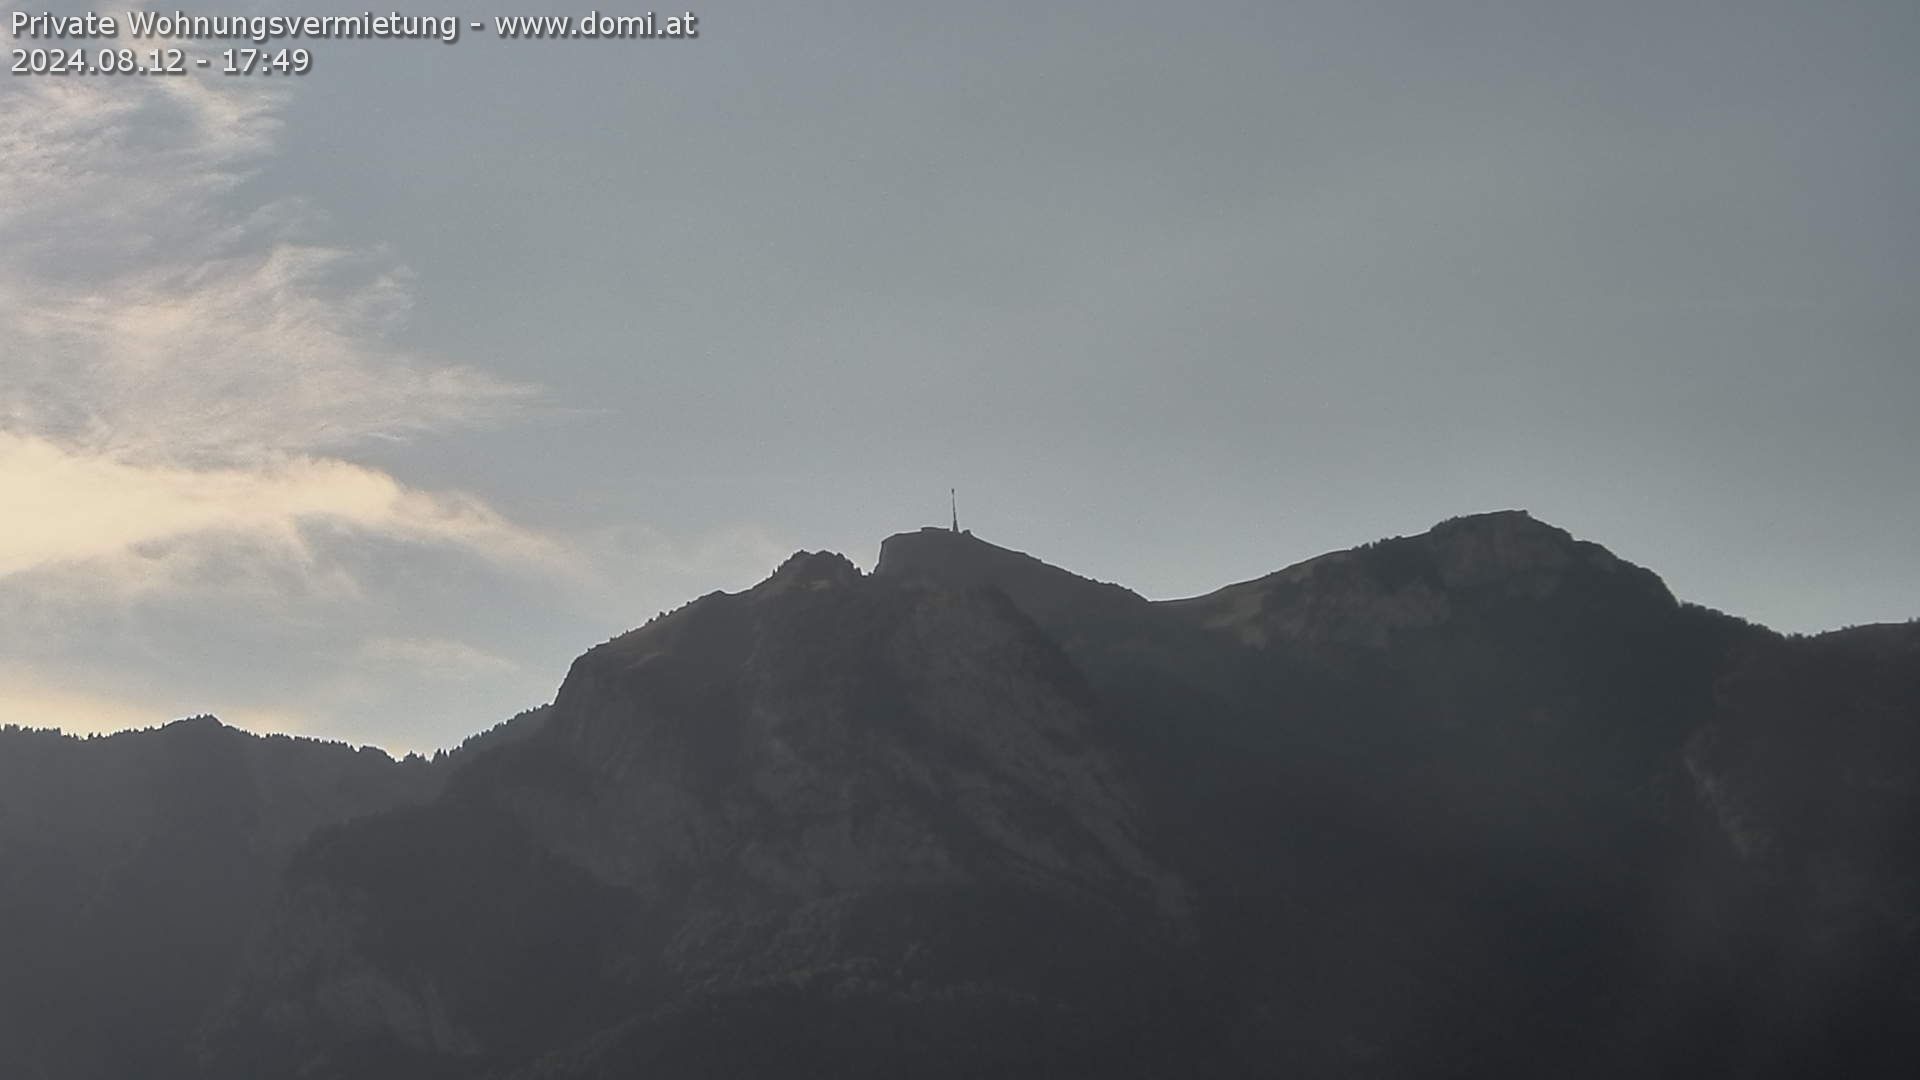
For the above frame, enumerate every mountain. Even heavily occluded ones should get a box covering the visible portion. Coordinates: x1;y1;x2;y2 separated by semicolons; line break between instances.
0;705;556;1080
199;549;1190;1078
0;718;437;1079
4;512;1916;1077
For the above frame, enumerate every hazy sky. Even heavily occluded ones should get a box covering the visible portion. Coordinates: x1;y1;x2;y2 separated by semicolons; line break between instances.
3;1;1915;752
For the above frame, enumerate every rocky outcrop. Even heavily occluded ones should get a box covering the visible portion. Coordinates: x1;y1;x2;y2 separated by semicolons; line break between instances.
534;548;1181;919
1168;510;1675;650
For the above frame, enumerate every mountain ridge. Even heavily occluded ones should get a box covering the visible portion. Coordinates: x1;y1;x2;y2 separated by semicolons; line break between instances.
3;510;1915;1078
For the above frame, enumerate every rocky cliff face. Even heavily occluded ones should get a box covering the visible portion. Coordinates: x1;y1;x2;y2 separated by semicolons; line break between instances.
537;549;1178;916
201;548;1191;1078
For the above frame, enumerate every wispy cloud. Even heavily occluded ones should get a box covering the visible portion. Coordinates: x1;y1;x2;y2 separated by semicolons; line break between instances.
0;73;559;738
356;636;523;680
0;72;548;560
0;432;566;585
1;78;535;465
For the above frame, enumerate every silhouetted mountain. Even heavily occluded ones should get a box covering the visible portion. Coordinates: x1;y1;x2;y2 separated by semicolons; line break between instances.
0;718;436;1079
4;513;1916;1077
200;549;1189;1078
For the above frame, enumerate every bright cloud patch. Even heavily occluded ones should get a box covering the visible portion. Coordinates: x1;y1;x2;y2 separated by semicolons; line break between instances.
0;73;558;744
0;433;565;585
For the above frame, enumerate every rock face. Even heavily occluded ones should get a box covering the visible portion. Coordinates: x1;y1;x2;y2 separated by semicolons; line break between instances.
6;512;1918;1078
201;548;1190;1078
1166;510;1673;650
543;549;1175;913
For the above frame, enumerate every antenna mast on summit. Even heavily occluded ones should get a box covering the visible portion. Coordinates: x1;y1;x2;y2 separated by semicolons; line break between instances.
951;488;959;533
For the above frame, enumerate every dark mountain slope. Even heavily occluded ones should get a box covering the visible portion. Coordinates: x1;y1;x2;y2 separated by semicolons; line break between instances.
7;513;1915;1077
870;512;1914;1075
0;718;437;1080
202;551;1190;1078
1680;621;1920;1073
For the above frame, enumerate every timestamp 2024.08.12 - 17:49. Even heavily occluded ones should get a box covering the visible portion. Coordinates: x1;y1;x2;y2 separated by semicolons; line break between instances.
12;45;313;76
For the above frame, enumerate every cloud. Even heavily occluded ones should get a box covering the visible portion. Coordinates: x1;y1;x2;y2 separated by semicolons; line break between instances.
356;636;523;680
0;664;311;740
1;78;535;464
0;432;568;587
582;523;796;589
0;74;548;575
0;675;178;736
0;77;275;242
0;65;568;743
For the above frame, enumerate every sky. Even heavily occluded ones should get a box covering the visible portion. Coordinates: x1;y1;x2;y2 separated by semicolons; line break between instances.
2;1;1915;753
